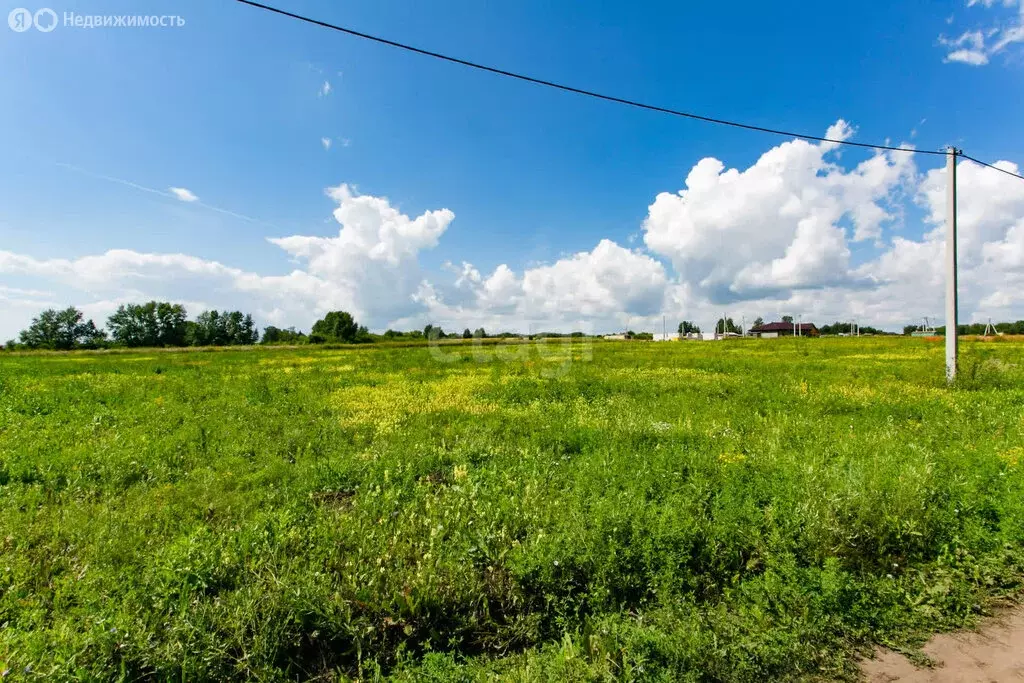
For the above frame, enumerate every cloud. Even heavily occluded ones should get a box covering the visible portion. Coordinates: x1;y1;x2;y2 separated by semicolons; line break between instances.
321;137;351;151
419;240;669;332
3;129;1023;340
0;186;455;339
940;0;1023;65
168;187;199;202
57;163;278;228
641;120;915;301
318;80;332;97
945;48;990;64
853;156;1024;324
262;184;455;324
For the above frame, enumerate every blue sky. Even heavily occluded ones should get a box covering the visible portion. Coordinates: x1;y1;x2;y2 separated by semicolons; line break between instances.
2;0;1023;338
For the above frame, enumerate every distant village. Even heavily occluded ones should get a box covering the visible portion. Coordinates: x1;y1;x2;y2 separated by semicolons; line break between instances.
603;318;884;342
601;317;1022;341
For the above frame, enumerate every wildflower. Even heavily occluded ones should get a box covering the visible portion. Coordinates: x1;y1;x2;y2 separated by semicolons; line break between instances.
999;447;1023;468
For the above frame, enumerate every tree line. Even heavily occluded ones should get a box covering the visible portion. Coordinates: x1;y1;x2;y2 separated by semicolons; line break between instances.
819;321;889;336
675;318;895;336
913;321;1024;336
3;303;544;351
24;302;1013;352
6;303;260;350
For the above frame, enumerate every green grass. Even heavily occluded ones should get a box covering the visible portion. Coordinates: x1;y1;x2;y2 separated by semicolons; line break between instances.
1;337;1023;681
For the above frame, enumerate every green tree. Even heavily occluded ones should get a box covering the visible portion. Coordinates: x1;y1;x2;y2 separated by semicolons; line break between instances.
354;325;374;344
752;317;764;328
107;301;187;347
189;310;258;346
715;317;740;334
462;328;473;339
262;326;306;344
424;324;443;341
473;327;487;339
190;310;225;346
678;321;700;334
782;315;794;324
225;311;258;345
312;311;359;343
155;302;188;346
19;307;105;350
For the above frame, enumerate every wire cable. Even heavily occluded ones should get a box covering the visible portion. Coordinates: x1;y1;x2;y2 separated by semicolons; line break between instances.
234;0;1024;181
234;0;944;156
960;154;1024;182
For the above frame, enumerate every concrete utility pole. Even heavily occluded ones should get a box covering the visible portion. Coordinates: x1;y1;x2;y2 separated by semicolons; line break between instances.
946;148;959;382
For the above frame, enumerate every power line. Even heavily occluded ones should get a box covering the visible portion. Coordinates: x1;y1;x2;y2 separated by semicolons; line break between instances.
961;153;1024;182
235;0;944;156
234;0;1024;182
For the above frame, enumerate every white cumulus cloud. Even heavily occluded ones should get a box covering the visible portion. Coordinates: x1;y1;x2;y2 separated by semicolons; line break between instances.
168;187;199;202
641;121;915;301
0;186;455;339
2;129;1023;341
940;0;1023;65
404;239;669;334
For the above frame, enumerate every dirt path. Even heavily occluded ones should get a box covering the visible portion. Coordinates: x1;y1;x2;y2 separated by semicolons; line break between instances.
861;605;1024;682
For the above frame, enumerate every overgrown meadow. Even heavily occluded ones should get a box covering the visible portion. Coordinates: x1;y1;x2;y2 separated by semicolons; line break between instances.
1;337;1023;681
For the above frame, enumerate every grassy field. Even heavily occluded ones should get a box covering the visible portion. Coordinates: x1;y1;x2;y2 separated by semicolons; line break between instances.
1;337;1023;681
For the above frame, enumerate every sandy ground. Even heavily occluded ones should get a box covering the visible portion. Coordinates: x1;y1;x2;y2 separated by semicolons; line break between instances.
861;606;1024;682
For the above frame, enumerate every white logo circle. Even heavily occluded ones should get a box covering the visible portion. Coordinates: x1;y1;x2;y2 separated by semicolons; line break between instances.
8;7;33;32
34;8;57;32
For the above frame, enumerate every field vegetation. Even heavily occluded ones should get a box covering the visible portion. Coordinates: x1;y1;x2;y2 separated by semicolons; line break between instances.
1;337;1023;680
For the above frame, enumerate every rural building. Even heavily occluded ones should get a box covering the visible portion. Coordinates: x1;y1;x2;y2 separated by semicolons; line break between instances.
749;322;819;338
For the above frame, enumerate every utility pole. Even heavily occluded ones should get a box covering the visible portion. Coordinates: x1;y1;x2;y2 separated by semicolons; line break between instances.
946;148;959;382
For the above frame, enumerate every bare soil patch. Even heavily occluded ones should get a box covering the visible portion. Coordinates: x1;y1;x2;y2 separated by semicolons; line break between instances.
861;605;1024;682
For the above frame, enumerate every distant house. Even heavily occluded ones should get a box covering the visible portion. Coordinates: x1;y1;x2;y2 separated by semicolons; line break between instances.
749;322;819;338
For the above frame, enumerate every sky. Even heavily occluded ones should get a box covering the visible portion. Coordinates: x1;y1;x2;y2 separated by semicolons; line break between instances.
2;0;1023;340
